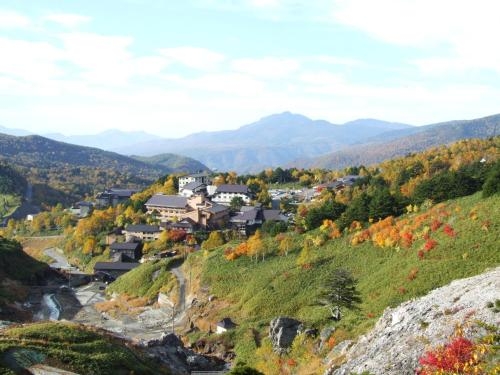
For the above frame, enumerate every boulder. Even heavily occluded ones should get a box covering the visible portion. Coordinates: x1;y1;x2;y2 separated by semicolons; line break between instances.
269;317;302;354
186;354;210;369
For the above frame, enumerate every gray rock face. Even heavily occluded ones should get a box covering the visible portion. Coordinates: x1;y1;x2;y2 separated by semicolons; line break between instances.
326;267;500;375
269;317;302;354
140;332;226;374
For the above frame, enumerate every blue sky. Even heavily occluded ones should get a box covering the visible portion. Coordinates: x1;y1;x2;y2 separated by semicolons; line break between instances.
0;0;499;138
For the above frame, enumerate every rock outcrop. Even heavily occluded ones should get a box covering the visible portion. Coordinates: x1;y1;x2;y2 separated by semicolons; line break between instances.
326;267;500;375
139;332;226;374
269;317;302;354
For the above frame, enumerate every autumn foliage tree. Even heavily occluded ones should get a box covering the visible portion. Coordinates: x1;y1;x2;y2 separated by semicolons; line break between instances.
202;231;225;251
247;230;265;261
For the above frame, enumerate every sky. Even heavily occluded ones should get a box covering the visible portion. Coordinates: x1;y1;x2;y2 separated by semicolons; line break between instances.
0;0;499;138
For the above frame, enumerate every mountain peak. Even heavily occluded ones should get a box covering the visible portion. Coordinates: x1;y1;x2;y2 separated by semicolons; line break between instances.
258;111;312;123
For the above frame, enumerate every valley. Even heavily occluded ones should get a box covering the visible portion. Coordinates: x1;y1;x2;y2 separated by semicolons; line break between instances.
0;136;499;374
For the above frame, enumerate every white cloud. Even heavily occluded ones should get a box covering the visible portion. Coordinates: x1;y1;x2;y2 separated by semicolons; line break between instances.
248;0;281;8
309;55;366;67
195;0;333;21
231;57;300;78
163;72;265;95
57;32;169;85
0;37;65;83
332;0;500;73
0;9;31;29
160;47;225;70
44;13;91;28
300;71;344;87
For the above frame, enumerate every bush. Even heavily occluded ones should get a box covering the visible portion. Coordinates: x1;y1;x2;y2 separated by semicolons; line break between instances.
482;159;500;198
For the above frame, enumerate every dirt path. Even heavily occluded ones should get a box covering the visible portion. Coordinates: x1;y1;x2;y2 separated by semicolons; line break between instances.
44;248;71;269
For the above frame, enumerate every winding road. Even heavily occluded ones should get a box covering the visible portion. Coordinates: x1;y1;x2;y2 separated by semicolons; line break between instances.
171;265;186;312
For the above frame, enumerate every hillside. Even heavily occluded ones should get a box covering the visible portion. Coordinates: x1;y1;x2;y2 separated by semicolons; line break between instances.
111;112;413;172
0;163;27;219
187;192;500;373
132;153;209;174
0;133;207;205
0;237;49;321
296;113;500;170
0;322;170;374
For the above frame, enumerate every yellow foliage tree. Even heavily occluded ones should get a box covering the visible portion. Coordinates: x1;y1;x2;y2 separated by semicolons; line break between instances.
82;237;97;255
247;230;265;261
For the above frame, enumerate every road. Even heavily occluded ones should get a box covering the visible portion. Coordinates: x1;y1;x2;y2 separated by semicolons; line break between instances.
171;265;186;312
44;247;72;270
25;182;33;203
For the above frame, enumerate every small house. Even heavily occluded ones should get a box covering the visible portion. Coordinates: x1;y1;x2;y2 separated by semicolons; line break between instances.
95;188;137;208
109;241;142;261
123;224;161;242
216;317;237;334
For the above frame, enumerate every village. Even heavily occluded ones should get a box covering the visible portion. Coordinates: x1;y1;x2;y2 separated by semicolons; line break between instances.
64;172;361;280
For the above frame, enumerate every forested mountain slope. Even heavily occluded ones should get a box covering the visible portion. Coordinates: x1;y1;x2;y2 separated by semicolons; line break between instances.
296;113;500;170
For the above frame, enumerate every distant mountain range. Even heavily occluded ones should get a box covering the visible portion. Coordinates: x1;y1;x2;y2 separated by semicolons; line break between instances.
0;133;208;205
110;112;413;172
295;113;500;170
1;111;499;174
0;126;159;150
0;133;207;175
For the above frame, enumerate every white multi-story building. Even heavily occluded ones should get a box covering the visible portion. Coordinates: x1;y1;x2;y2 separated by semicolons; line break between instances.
178;172;210;189
211;184;252;205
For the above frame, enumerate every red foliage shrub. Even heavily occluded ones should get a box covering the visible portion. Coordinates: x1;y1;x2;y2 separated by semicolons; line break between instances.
167;229;187;242
418;250;425;260
327;336;336;349
398;286;407;294
423;239;438;252
443;224;456;237
287;358;297;367
417;336;475;375
401;231;414;248
430;219;442;231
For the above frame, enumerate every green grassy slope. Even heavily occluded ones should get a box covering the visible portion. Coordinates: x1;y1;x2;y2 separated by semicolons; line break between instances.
194;193;500;364
107;258;179;301
0;322;170;375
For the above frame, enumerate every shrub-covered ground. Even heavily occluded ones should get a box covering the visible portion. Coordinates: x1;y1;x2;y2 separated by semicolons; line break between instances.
0;322;170;374
190;193;500;371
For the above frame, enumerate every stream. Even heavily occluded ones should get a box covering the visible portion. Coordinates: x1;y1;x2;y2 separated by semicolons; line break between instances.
33;294;60;321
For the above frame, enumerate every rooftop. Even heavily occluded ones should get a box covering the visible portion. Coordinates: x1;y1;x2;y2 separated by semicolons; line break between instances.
263;209;285;221
94;261;140;271
230;207;259;223
124;224;161;233
216;184;249;194
216;317;237;329
181;181;206;191
110;242;140;251
205;204;230;214
146;194;188;208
